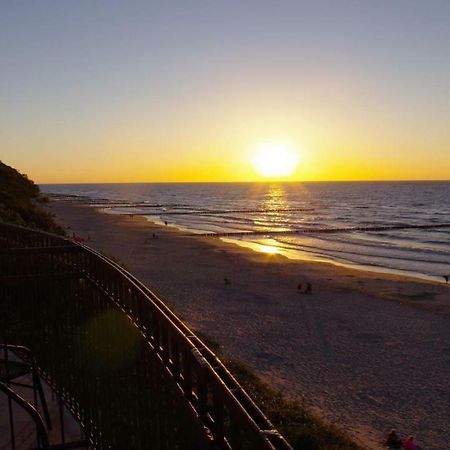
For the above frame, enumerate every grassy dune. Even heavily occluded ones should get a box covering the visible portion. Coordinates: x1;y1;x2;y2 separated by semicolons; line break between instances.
0;161;64;234
196;332;362;450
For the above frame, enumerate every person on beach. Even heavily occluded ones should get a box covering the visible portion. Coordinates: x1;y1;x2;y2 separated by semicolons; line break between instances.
297;282;312;294
403;436;421;450
384;429;402;449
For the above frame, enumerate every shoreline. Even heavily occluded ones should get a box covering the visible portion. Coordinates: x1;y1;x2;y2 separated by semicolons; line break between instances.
221;237;447;285
110;208;450;314
49;200;450;450
99;208;450;287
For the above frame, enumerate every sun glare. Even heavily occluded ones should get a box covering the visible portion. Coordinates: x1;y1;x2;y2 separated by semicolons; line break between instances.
251;143;299;178
258;244;280;254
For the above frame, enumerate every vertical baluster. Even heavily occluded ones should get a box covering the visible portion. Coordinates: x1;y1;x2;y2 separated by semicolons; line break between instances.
153;315;160;351
197;364;208;424
161;324;170;366
171;338;181;382
212;387;225;446
229;417;243;450
183;350;193;400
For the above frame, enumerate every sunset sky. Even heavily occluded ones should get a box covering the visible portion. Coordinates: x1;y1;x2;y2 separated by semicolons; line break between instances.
1;1;449;183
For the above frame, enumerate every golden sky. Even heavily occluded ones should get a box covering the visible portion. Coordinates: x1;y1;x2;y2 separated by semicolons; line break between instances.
1;2;449;183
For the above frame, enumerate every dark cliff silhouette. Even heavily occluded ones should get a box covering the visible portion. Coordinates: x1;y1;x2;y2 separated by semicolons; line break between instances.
0;161;64;234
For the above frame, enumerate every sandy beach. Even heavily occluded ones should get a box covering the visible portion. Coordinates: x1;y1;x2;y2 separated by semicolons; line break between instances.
49;200;450;450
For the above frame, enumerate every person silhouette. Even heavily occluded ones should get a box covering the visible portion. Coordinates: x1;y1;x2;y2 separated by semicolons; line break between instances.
403;436;421;450
383;429;402;449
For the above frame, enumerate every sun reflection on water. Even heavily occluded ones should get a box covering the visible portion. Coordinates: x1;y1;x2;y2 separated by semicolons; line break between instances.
257;243;280;254
263;184;289;211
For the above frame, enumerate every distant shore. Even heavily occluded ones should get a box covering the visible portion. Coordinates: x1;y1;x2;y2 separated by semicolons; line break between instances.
49;199;450;450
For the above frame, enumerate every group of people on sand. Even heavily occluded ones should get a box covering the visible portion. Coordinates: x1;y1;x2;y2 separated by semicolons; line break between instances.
384;429;423;450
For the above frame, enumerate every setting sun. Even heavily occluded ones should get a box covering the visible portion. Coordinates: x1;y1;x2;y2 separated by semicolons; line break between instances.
251;143;300;178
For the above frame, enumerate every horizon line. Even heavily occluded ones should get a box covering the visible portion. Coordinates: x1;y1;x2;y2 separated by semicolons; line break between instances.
38;179;450;185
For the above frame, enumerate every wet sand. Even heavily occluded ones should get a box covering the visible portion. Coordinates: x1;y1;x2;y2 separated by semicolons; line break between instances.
49;200;450;450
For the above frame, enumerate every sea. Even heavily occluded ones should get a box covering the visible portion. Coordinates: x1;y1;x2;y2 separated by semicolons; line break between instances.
41;182;450;283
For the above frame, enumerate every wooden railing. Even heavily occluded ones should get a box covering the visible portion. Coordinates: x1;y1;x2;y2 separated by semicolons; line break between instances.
0;222;292;450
